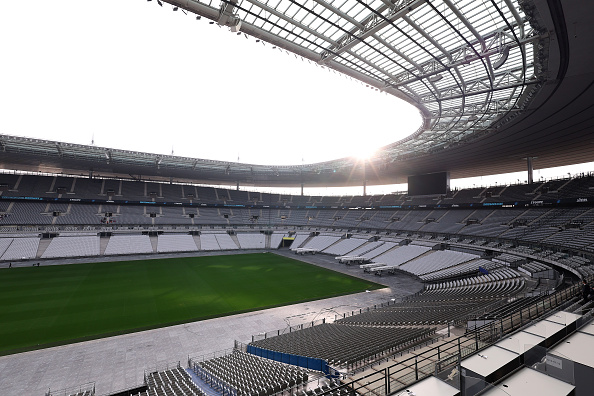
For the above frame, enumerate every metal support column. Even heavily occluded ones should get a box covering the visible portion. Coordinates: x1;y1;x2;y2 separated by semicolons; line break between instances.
363;161;367;196
527;157;534;184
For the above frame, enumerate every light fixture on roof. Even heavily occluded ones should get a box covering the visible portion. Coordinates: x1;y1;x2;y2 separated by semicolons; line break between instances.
196;15;201;20
157;0;162;6
172;6;178;11
493;45;510;70
209;21;214;24
230;20;242;32
428;74;443;83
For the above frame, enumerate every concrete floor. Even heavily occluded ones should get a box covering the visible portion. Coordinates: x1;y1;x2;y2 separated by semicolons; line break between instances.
0;249;424;396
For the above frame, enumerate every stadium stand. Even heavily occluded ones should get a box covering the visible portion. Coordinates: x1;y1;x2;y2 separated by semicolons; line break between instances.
236;233;265;249
215;233;239;250
41;236;100;258
360;242;398;259
269;232;287;249
104;235;153;255
366;245;432;274
145;366;206;396
398;250;478;277
5;176;594;396
337;298;498;326
419;259;502;281
422;268;524;297
192;350;308;396
199;233;222;251
302;235;341;251
249;323;436;368
1;237;40;260
345;240;384;258
289;234;311;251
321;237;367;256
157;234;199;253
0;238;12;257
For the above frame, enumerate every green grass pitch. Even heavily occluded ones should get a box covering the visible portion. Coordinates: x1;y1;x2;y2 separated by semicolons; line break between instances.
0;253;384;355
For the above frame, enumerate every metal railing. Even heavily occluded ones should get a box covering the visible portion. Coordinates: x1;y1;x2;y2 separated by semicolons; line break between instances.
143;360;182;386
45;382;95;396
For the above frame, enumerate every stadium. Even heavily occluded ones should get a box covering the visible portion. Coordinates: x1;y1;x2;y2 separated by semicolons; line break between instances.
1;0;594;395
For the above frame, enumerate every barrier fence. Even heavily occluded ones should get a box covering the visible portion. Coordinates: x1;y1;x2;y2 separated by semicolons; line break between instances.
246;345;331;375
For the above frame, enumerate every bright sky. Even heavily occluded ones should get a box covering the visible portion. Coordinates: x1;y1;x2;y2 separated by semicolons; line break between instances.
0;0;421;166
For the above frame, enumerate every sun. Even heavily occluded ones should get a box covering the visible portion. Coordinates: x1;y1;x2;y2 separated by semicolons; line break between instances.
353;147;378;162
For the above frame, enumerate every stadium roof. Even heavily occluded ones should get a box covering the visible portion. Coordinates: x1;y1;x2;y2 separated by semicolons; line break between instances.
1;0;593;188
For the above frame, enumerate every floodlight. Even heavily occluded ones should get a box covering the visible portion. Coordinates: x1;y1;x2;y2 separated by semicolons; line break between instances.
196;15;201;20
493;46;510;70
428;74;443;83
173;6;178;11
157;0;162;6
